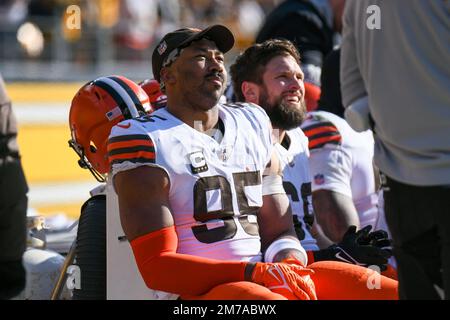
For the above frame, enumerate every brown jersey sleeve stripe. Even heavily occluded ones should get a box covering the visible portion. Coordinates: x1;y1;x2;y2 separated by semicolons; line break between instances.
302;121;335;132
108;145;155;157
107;139;154;153
108;150;155;162
309;135;342;150
303;125;339;138
108;134;152;144
307;131;341;142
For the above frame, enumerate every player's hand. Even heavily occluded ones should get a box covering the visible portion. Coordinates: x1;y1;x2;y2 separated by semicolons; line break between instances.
358;228;392;249
313;225;392;271
251;262;317;300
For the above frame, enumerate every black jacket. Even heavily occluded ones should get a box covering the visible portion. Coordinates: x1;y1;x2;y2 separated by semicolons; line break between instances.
256;0;334;69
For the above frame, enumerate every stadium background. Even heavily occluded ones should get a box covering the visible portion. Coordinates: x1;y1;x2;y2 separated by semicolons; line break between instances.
0;0;281;222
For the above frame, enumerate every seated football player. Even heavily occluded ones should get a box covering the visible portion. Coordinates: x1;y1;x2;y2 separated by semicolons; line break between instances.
301;48;397;279
110;25;317;300
229;39;397;286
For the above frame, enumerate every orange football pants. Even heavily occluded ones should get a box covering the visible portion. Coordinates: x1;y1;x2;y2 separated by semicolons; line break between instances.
182;261;398;300
382;264;398;280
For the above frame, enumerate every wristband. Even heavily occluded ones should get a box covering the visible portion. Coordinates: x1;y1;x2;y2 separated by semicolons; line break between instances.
264;237;307;266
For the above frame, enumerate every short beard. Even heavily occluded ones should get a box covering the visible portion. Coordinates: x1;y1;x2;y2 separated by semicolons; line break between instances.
259;91;307;130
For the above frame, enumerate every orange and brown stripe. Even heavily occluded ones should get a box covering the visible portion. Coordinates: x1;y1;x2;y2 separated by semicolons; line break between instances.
107;134;155;164
303;121;342;150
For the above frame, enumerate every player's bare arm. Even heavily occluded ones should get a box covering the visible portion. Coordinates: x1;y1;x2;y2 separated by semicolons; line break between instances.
114;165;173;241
257;150;307;265
312;189;360;243
310;221;334;249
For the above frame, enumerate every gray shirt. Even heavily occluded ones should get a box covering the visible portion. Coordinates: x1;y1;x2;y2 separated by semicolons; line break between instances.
341;0;450;186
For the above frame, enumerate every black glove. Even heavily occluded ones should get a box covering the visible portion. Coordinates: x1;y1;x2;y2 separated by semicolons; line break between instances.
313;225;392;271
358;228;392;248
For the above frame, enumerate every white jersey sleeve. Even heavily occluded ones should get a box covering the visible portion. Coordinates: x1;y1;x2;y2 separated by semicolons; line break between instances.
302;111;380;228
301;111;353;198
225;102;273;167
309;147;353;198
107;118;169;180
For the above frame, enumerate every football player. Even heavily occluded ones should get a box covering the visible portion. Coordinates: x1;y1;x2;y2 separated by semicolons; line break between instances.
300;110;397;279
301;111;379;241
300;47;396;278
108;25;316;300
230;39;398;294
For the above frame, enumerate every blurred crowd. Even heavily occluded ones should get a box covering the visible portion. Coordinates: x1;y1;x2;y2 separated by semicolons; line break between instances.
0;0;281;66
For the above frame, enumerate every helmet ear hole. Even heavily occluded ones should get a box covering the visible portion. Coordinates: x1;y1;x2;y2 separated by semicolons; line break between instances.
90;142;97;153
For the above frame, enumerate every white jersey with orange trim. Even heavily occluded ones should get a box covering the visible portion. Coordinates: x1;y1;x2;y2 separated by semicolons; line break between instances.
275;128;319;251
300;110;379;229
108;102;273;263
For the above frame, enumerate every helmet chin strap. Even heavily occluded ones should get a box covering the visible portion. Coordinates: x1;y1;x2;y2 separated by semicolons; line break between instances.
86;165;106;183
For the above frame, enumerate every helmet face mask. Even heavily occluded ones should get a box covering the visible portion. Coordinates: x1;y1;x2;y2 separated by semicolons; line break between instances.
68;75;152;182
68;138;106;182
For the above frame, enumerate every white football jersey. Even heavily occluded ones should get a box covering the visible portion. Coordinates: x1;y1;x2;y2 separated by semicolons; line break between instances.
109;102;272;262
275;127;319;251
300;111;379;229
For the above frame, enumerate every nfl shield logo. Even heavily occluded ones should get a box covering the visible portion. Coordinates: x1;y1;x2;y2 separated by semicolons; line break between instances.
314;174;325;185
157;41;167;55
